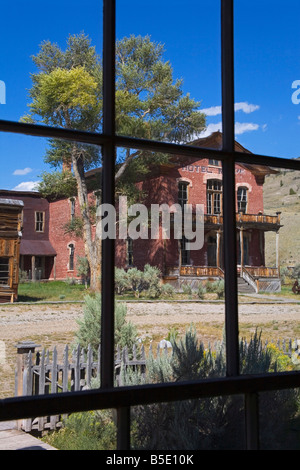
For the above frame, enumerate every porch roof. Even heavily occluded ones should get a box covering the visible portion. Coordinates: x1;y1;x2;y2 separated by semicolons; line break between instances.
20;240;56;256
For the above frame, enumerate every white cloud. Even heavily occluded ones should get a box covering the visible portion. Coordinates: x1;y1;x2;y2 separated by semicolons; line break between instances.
201;101;260;116
234;122;259;135
13;167;33;176
197;121;260;138
234;102;260;114
201;105;222;116
12;181;39;192
198;122;223;137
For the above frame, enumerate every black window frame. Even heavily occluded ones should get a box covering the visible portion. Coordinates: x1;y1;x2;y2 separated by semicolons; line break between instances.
1;0;300;451
35;211;45;233
207;179;223;214
237;186;248;213
68;243;75;271
70;197;76;221
0;257;10;286
126;237;134;267
178;181;189;208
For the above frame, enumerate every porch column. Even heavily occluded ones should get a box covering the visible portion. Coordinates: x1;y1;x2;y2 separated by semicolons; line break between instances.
216;231;221;268
31;255;36;282
276;230;280;271
240;228;244;268
178;240;182;274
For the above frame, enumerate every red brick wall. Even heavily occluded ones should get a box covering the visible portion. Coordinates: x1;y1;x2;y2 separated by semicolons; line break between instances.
12;157;265;279
48;198;86;280
126;158;266;272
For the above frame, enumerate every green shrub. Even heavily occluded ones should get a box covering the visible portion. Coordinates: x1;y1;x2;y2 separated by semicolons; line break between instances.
45;327;300;450
211;279;225;299
280;266;291;284
197;283;206;299
143;264;162;298
115;264;163;298
76;256;90;288
115;267;131;295
126;267;144;297
132;329;300;450
43;410;116;450
75;294;138;353
161;283;175;298
292;264;300;280
205;280;214;292
182;283;192;295
18;269;28;283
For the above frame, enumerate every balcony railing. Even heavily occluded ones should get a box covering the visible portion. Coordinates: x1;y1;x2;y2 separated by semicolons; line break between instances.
242;266;279;278
204;212;281;227
166;265;279;280
165;265;224;278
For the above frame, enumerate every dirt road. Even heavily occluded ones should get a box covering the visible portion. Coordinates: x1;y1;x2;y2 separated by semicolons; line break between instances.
0;299;299;342
0;299;299;398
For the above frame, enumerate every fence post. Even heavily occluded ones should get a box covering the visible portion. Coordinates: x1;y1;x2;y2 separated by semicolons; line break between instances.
14;341;40;430
15;341;41;397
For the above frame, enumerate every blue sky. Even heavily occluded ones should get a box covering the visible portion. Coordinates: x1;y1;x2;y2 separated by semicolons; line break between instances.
0;0;299;192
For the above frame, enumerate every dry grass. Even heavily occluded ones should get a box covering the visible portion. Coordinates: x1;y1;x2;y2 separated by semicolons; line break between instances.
1;298;300;399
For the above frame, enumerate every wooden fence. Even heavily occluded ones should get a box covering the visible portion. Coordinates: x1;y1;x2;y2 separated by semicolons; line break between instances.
15;337;300;433
15;342;172;433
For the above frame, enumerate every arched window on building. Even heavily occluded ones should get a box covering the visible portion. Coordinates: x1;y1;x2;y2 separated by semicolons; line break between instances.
126;237;133;267
68;243;75;271
207;179;222;215
70;198;76;221
178;181;189;209
180;236;190;266
237;186;248;213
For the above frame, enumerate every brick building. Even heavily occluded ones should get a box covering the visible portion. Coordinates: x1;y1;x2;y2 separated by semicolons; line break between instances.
0;132;282;294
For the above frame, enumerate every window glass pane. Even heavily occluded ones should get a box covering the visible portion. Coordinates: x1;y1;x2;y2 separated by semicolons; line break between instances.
234;0;300;159
0;134;102;400
115;147;226;389
0;0;103;133
42;410;117;450
131;395;245;450
116;0;221;146
0;258;10;286
237;165;300;376
259;389;300;449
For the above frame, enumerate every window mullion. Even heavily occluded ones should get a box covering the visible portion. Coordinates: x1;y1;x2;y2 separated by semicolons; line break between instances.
221;0;260;450
102;0;131;450
221;0;239;377
101;0;116;390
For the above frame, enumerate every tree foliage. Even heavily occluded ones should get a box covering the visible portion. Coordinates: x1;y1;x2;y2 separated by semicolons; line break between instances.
23;33;206;290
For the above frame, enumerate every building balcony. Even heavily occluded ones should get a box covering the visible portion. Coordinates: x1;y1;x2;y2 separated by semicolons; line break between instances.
164;264;281;293
204;212;281;230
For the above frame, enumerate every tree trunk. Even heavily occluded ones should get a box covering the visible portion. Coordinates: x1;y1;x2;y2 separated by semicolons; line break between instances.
71;146;101;292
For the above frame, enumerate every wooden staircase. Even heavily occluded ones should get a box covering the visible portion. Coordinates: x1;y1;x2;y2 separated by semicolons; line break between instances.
237;276;256;293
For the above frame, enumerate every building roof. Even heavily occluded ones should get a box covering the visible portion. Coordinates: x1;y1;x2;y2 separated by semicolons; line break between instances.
84;131;277;182
169;131;278;177
20;240;56;256
0;198;24;209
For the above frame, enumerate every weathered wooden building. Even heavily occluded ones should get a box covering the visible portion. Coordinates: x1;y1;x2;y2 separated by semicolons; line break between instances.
0;198;23;302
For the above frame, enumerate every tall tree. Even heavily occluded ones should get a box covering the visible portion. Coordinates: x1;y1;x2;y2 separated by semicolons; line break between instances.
22;33;206;291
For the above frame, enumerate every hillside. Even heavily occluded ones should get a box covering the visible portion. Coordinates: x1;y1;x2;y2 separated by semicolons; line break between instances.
263;163;300;268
